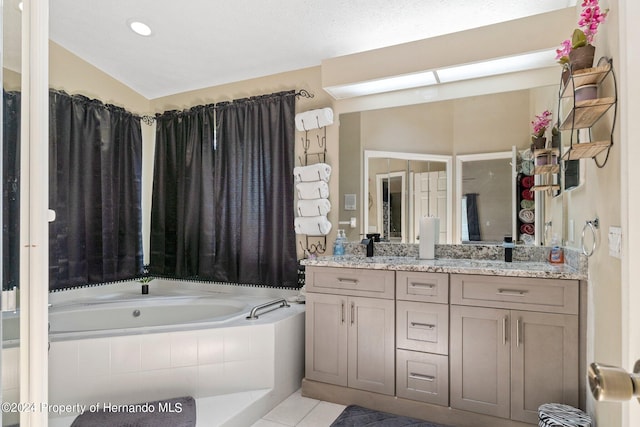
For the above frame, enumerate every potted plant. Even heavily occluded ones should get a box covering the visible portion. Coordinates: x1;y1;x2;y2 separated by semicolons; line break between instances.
531;110;552;150
138;266;153;294
555;0;609;72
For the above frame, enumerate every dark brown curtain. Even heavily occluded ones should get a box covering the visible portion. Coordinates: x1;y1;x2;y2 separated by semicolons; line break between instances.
2;91;21;290
49;91;144;290
150;91;297;287
150;105;217;277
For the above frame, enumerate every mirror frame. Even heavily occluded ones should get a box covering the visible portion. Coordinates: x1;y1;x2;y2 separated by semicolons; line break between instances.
455;148;517;244
364;150;453;244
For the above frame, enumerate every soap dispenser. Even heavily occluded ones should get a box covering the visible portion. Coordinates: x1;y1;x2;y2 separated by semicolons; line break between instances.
548;234;564;264
503;236;514;262
333;229;346;256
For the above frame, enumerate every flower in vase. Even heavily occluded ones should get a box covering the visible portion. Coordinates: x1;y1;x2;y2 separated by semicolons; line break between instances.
531;110;553;138
555;0;608;63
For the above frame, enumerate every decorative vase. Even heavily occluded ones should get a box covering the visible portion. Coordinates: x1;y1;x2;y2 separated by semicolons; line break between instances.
531;136;546;150
569;44;596;72
575;84;598;102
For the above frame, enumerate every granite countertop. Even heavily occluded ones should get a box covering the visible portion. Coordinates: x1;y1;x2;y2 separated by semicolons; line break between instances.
301;255;586;281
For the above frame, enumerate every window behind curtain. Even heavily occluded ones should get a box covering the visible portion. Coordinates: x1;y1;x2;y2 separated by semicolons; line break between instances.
150;91;297;288
49;91;144;290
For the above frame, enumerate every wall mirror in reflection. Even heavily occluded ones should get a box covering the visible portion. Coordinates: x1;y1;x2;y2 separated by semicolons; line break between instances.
456;149;517;244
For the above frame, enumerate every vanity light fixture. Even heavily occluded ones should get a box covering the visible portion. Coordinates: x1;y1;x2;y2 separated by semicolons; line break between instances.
324;70;437;99
436;49;558;83
324;49;558;99
129;20;153;37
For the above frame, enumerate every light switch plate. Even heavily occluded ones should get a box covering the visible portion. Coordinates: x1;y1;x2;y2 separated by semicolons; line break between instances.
608;226;622;259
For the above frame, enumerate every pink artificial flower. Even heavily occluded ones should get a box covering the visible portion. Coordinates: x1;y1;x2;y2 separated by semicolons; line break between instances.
578;0;608;44
555;39;572;60
532;110;553;136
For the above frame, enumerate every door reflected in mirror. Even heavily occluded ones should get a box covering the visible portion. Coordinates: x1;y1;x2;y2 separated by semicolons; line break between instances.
364;151;452;244
376;171;405;242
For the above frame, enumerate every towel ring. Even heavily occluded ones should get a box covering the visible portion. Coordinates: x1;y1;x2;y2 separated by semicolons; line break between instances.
581;217;599;257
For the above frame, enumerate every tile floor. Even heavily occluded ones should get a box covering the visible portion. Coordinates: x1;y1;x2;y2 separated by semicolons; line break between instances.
251;389;345;427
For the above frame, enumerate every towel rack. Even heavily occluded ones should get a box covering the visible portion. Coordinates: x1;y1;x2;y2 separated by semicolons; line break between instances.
581;217;599;257
299;125;327;166
294;101;332;257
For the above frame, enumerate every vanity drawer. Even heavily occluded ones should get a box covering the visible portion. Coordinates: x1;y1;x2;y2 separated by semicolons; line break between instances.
396;271;448;303
305;266;395;299
450;274;579;314
397;301;448;354
396;349;449;406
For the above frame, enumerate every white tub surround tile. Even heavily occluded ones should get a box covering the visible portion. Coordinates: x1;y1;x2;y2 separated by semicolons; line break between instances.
110;336;142;374
140;333;171;370
197;329;224;364
77;338;110;376
170;331;199;367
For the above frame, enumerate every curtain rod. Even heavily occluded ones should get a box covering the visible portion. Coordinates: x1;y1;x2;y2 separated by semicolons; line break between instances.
140;89;314;126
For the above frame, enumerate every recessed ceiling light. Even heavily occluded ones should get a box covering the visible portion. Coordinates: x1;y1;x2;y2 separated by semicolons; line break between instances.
129;20;152;37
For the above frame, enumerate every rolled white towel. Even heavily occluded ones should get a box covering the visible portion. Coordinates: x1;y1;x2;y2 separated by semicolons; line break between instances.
297;199;332;217
294;163;332;182
295;108;334;131
295;216;332;236
296;181;329;200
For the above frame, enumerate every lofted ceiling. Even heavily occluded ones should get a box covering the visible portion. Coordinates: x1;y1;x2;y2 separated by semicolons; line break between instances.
5;0;577;100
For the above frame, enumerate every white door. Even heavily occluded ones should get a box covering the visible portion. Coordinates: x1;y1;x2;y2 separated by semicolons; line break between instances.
621;1;640;425
414;171;447;243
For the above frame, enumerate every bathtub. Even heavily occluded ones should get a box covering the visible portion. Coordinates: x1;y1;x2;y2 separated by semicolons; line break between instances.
1;279;306;427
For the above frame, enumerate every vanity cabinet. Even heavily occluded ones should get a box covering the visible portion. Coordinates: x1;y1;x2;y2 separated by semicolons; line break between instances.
303;264;584;427
450;274;579;424
305;266;395;395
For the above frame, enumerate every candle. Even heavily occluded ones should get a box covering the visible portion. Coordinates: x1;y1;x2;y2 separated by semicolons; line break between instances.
419;216;439;260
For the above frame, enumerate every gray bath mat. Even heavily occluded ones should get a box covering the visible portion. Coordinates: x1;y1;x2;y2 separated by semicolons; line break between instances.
330;405;452;427
70;396;196;427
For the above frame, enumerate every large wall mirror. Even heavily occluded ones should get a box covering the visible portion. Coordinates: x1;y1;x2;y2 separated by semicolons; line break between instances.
338;85;562;245
364;151;453;244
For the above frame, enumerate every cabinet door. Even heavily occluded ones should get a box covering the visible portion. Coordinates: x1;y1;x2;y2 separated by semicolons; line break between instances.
305;293;348;386
450;305;510;418
511;311;579;424
348;296;395;395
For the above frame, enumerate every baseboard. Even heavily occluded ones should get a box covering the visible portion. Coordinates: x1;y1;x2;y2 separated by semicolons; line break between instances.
301;378;534;427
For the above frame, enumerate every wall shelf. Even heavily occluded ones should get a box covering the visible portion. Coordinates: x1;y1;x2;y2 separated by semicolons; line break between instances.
560;63;612;99
558;57;617;168
532;148;560;176
533;164;560;175
559;97;616;131
531;184;561;192
561;140;612;161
